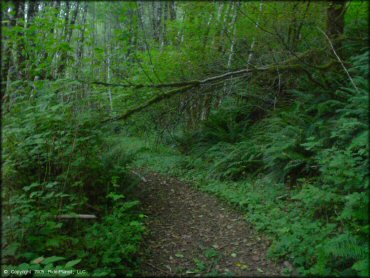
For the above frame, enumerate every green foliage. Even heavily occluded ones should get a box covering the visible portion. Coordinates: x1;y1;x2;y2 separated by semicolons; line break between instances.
3;256;87;277
83;200;146;276
2;1;369;276
207;140;264;181
3;82;103;190
131;50;369;276
2;181;78;262
2;81;145;275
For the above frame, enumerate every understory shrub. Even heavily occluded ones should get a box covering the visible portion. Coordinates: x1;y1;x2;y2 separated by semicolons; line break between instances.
2;81;145;276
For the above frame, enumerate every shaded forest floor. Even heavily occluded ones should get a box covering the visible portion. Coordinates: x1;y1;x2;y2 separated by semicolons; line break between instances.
131;169;284;276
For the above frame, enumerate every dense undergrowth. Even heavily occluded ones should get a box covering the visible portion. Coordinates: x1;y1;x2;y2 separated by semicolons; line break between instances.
2;1;368;277
2;82;145;277
127;50;369;276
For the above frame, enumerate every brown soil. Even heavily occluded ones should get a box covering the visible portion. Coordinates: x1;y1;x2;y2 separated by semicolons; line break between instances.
131;169;284;277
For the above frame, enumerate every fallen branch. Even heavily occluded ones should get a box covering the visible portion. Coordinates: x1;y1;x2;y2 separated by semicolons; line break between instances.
57;214;97;219
100;50;340;123
101;85;194;123
82;79;193;89
83;48;331;90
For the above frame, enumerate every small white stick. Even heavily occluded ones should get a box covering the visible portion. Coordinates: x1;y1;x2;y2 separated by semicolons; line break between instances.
131;170;148;182
317;27;360;94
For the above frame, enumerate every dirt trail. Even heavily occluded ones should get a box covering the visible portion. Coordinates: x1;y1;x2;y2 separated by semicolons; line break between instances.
132;169;283;276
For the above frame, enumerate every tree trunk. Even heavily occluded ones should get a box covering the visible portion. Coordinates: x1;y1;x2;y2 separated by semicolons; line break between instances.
26;0;39;25
327;1;346;51
2;2;19;82
169;1;176;20
106;9;114;114
247;1;263;68
161;2;168;50
58;2;80;77
75;3;87;77
15;1;26;80
227;2;240;69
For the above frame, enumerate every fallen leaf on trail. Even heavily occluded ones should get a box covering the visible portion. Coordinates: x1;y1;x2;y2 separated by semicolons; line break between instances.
235;262;249;270
231;253;237;258
175;253;184;258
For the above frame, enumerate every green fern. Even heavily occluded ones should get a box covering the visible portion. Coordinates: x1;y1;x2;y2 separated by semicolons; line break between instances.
326;233;368;260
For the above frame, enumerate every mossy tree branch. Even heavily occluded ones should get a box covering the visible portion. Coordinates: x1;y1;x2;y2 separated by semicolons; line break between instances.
101;54;340;123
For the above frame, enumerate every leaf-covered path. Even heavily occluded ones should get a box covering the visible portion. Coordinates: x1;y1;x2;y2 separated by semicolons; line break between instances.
132;169;284;276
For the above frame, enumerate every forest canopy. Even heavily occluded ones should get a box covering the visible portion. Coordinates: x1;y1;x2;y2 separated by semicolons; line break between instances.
1;1;369;277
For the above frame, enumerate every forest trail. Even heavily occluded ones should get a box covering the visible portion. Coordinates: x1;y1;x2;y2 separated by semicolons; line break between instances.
131;169;283;276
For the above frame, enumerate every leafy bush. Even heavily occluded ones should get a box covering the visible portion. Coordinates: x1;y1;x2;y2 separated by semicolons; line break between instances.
2;82;145;276
3;256;86;277
2;181;79;264
83;196;146;277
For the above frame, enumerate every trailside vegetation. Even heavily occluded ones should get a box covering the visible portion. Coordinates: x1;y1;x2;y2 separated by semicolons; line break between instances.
2;1;368;277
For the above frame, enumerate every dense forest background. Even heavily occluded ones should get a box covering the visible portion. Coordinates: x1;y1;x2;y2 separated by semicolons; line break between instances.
1;1;369;277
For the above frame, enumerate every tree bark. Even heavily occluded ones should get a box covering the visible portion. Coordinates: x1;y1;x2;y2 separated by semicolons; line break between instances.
15;1;26;80
58;2;80;77
26;0;39;25
327;1;346;51
169;1;176;20
75;3;87;76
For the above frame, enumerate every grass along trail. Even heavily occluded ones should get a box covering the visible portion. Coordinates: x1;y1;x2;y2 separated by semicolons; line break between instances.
131;168;284;276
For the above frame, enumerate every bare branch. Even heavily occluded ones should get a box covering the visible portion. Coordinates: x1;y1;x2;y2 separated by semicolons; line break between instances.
317;27;360;94
101;56;341;124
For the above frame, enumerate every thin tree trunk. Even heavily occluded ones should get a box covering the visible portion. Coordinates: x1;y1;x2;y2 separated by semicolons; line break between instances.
177;11;186;47
26;0;39;26
202;12;214;50
58;2;80;77
169;1;176;20
2;3;18;83
222;2;241;104
15;1;26;80
2;3;19;109
327;0;346;51
67;3;80;43
219;3;233;54
247;1;263;68
211;3;225;48
75;3;87;77
227;2;240;69
161;2;168;50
